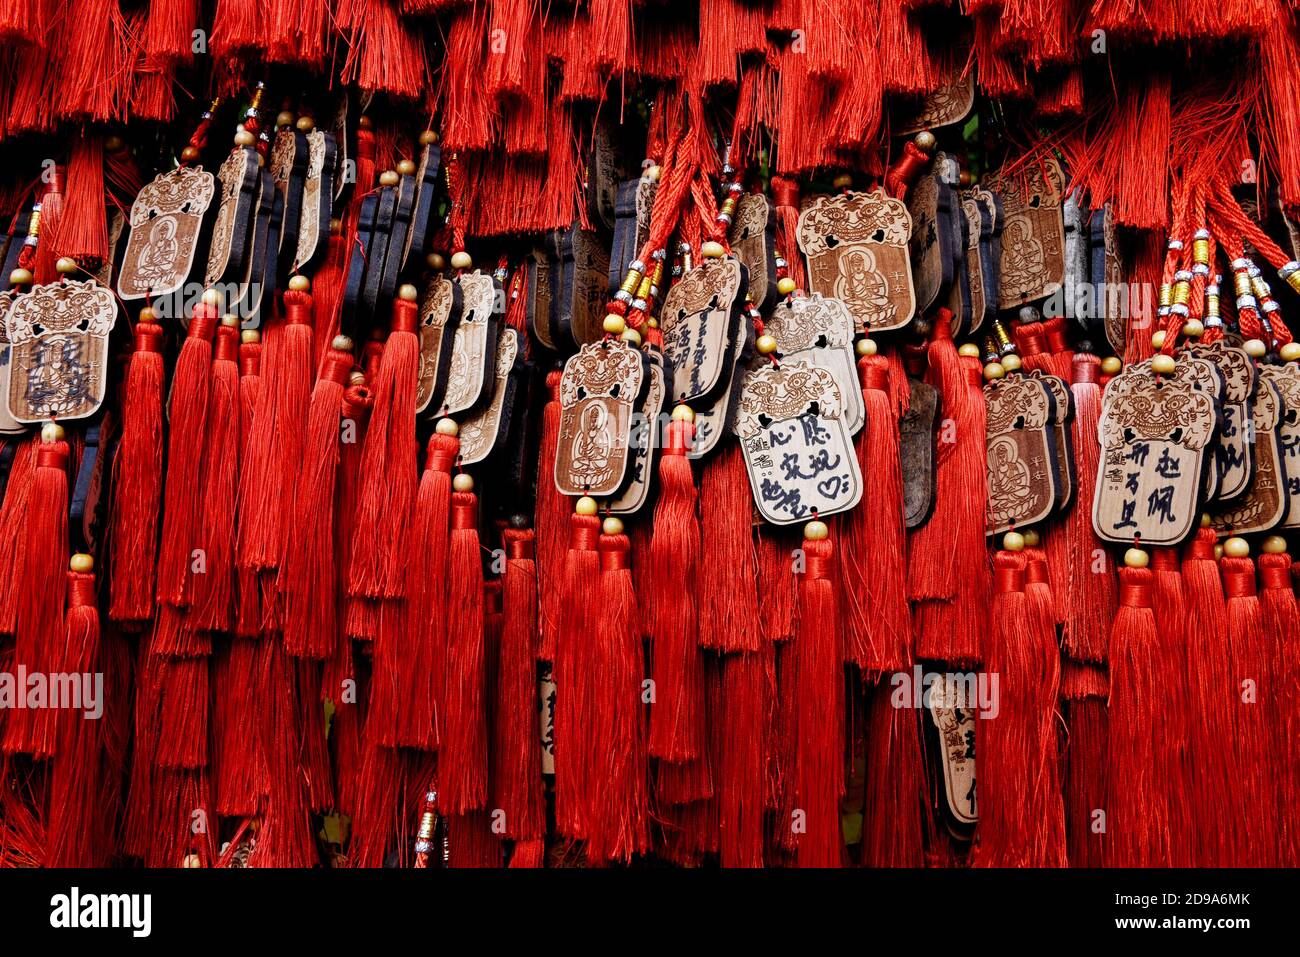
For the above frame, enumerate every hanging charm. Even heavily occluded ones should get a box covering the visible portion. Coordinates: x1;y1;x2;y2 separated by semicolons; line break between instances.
1189;338;1256;502
554;339;645;497
459;328;521;466
415;275;462;416
117;166;216;301
1209;375;1287;536
659;257;745;403
798;187;915;334
902;376;941;529
985;157;1067;310
738;359;862;524
764;293;864;434
1262;363;1300;528
984;374;1060;535
607;354;665;515
442;272;499;416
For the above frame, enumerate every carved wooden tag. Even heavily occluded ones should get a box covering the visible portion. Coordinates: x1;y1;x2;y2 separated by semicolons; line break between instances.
902;377;939;528
1209;376;1286;536
402;138;441;275
415;276;461;416
554;339;644;497
609;179;640;297
731;193;778;311
797;188;915;334
271;127;308;271
737;359;863;524
960;192;987;334
929;682;978;827
459;327;520;466
895;72;976;135
293;130;336;274
1093;366;1217;546
692;313;753;459
204;147;260;287
442;272;499;416
660;257;745;403
1261;364;1300;528
607;355;665;515
984;157;1066;309
984;374;1059;535
1189;339;1256;503
240;167;280;329
585;120;619;233
527;245;558;351
974;188;1000;333
4;280;117;423
763;294;864;435
118;166;216;301
559;226;611;347
1028;370;1075;511
1132;352;1225;501
0;289;21;434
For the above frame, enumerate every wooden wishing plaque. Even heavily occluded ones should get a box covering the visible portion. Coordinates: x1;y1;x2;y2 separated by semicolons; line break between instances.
764;294;864;435
1189;339;1256;503
660;257;744;403
902;377;939;528
1260;363;1300;528
1132;352;1225;501
984;157;1066;310
1210;376;1287;537
607;355;665;515
730;192;778;311
415;276;460;416
554;339;644;497
5;280;117;423
929;682;978;827
895;71;976;135
984;374;1059;535
0;290;21;433
908;163;959;317
797;188;916;334
559;226;611;347
117;165;216;301
737;359;863;525
459;327;520;466
1093;366;1217;546
442;272;498;416
1028;369;1075;511
204;147;260;287
960;192;988;333
294;130;336;273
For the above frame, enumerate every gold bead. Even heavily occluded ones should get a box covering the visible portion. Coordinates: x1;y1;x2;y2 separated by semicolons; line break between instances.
603;313;626;335
139;307;156;322
621;327;642;346
1101;356;1123;375
1263;535;1288;554
420;130;439;146
55;256;78;275
1002;531;1025;552
435;417;459;437
756;334;778;355
1151;329;1166;349
602;516;624;536
180;146;201;163
202;287;223;306
1151;354;1176;375
957;343;981;358
275;111;295;128
1244;338;1267;359
1200;512;1212;528
379;170;400;187
646;164;661;182
332;335;353;352
913;130;937;152
396;159;416;176
450;251;473;270
831;173;853;190
1214;544;1224;561
1281;342;1300;362
426;252;446;271
575;495;599;516
349;371;366;386
1124;547;1149;568
398;283;419;302
182;853;202;869
1182;319;1204;339
9;267;32;285
42;421;65;442
452;473;474;493
69;553;93;573
288;274;310;292
983;361;1006;381
296;116;315;132
1222;536;1250;558
1022;528;1040;547
671;404;695;423
804;520;829;541
241;329;261;344
234;129;256;148
1001;353;1022;372
856;338;877;357
700;240;725;259
777;277;797;296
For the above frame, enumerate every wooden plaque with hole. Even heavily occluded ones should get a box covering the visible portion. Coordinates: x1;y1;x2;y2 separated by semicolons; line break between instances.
660;258;744;403
765;294;863;435
415;276;461;416
459;327;520;466
554;339;643;497
984;374;1059;535
985;158;1066;310
1261;363;1300;528
1210;375;1287;536
118;166;216;301
1189;340;1256;503
442;272;498;416
607;355;665;515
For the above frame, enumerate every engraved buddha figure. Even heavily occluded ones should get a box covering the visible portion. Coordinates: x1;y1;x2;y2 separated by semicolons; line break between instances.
1002;221;1044;292
988;435;1032;516
834;248;893;325
572;401;613;486
138;216;180;285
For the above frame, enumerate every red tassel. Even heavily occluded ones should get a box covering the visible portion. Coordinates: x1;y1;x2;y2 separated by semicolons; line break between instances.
770;176;806;291
1259;548;1300;866
338;379;375;641
441;487;488;814
861;673;928;867
583;529;650;864
697;442;761;653
446;811;504;867
52;133;107;269
1062;354;1115;663
509;839;545;868
282;342;354;659
757;524;799;644
1107;561;1171;866
648;416;705;762
719;651;768;867
842;352;911;673
249;640;317;866
190;321;241;633
553;509;600;839
493;527;545;843
1181;526;1234;865
109;316;165;624
152;652;209;770
268;0;326;65
157;302;218;609
211;636;269;815
1150;546;1193;865
535;371;565;662
974;549;1065;867
33;164;65;285
1220;553;1280;866
1061;660;1108;867
390;430;458;749
44;562;104;866
349;296;419;601
232;331;263;637
3;432;69;758
792;533;844;867
0;437;36;635
311;230;347;371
